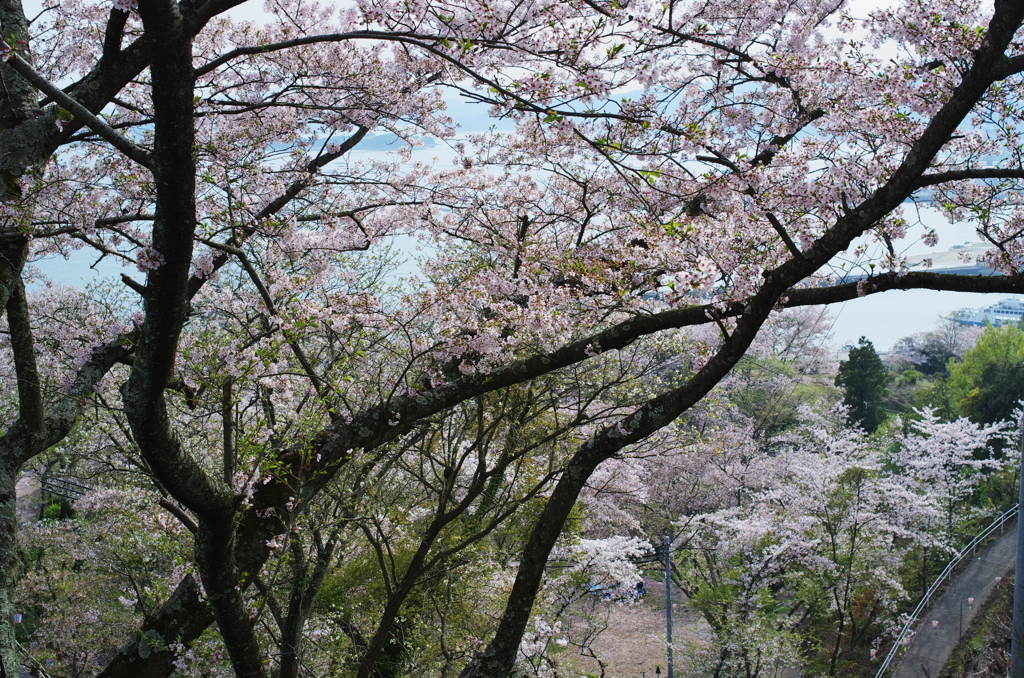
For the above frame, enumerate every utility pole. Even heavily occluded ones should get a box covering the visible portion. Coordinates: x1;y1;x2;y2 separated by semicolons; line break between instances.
664;535;675;678
1012;422;1024;678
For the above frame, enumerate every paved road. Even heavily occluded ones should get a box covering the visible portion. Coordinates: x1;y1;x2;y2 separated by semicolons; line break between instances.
894;524;1017;678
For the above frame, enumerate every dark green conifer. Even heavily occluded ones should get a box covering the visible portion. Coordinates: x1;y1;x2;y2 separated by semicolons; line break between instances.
835;337;889;433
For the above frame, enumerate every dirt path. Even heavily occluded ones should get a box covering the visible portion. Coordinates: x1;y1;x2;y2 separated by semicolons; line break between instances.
15;471;39;526
894;524;1017;678
569;577;707;678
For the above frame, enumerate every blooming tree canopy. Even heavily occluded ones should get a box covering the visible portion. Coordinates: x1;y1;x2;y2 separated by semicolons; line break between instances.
3;0;1024;676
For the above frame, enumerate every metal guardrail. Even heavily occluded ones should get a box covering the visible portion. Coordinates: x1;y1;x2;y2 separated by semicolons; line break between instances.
873;504;1019;678
17;639;53;678
40;476;90;501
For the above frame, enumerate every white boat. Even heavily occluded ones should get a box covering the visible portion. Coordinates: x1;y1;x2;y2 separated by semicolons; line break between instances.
957;298;1024;326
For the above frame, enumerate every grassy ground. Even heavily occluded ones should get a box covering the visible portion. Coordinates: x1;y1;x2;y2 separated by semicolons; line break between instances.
557;576;708;678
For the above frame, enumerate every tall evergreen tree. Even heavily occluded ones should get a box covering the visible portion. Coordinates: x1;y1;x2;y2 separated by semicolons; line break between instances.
836;337;889;434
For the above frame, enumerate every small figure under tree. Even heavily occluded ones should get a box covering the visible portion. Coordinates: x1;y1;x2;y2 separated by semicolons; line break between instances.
836;337;889;434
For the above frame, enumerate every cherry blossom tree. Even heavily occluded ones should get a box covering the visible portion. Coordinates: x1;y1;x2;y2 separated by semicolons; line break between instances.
16;487;193;678
3;0;1024;676
888;314;983;377
671;405;1000;677
893;407;1009;546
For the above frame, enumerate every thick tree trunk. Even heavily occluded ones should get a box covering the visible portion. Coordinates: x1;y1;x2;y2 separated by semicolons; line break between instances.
94;575;214;678
276;533;338;678
195;519;267;678
0;465;20;678
277;612;303;678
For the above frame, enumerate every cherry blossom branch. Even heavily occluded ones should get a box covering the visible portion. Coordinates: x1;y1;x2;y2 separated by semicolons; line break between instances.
158;497;199;534
462;275;774;678
101;8;129;64
785;271;1024;306
912;167;1024;189
195;31;629;130
188;0;260;34
786;0;1024;283
0;333;133;466
2;214;156;240
749;109;826;169
691;148;805;258
301;267;1024;472
119;274;146;296
764;210;803;259
205;239;331;401
4;52;153;170
185;126;369;299
295;202;421;222
94;575;214;678
194;30;451;77
992;53;1024;79
0;0;285;200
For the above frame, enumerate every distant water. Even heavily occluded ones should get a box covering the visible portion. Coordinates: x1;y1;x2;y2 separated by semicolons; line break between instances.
30;185;1000;355
31;253;129;287
37;249;998;354
827;288;1016;352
